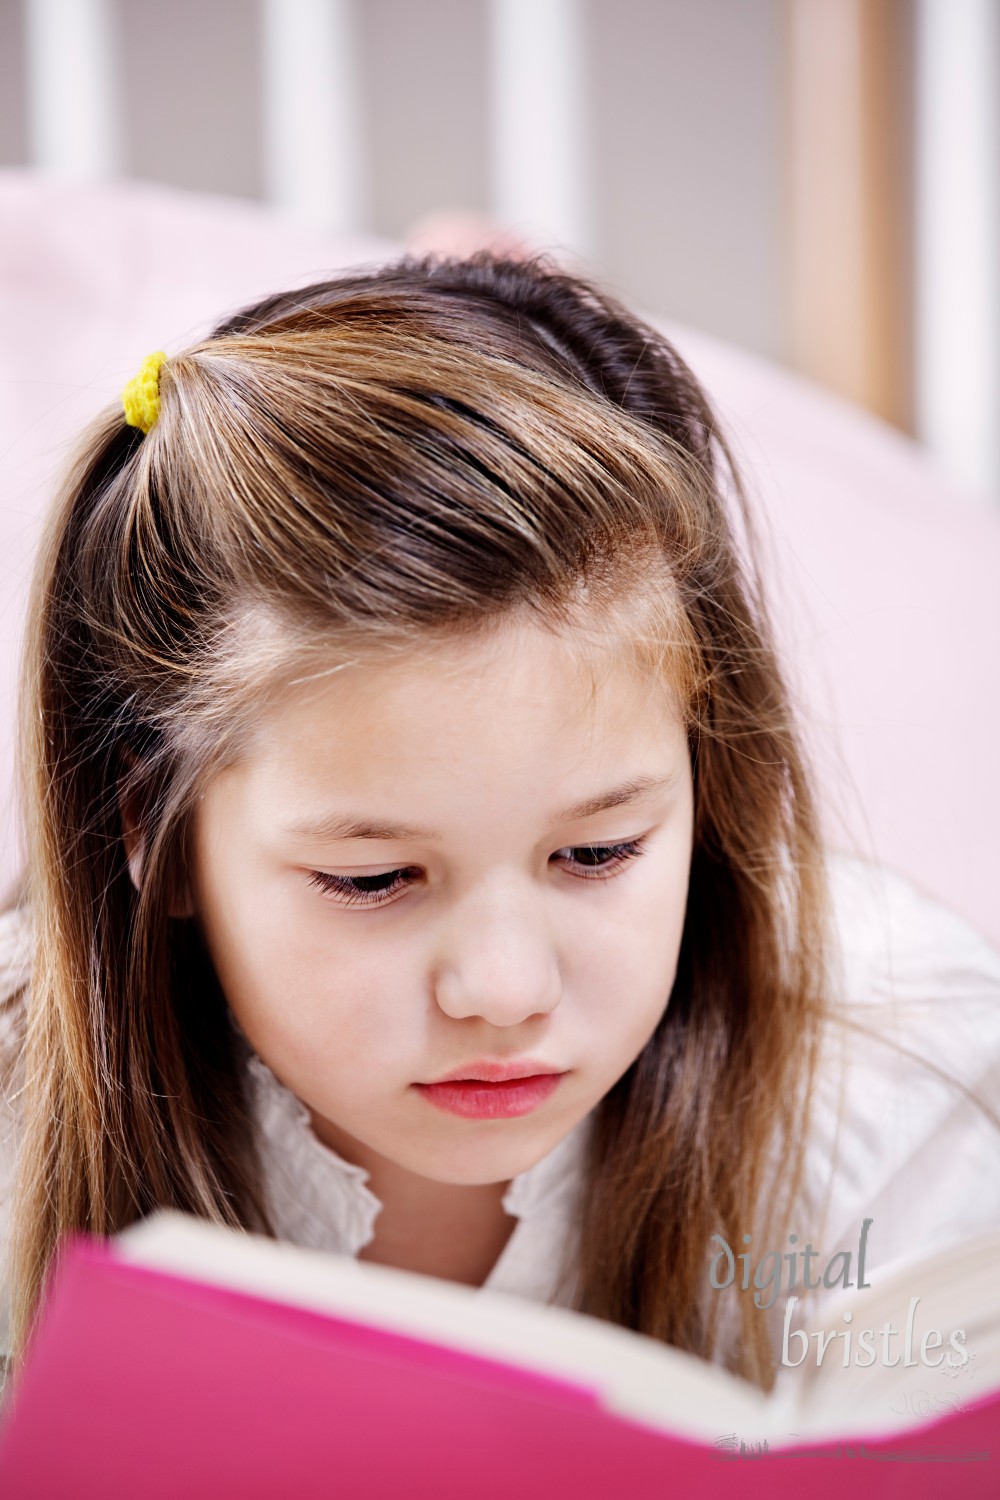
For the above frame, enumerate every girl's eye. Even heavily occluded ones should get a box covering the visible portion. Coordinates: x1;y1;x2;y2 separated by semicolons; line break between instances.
306;838;647;909
306;867;418;907
554;838;648;877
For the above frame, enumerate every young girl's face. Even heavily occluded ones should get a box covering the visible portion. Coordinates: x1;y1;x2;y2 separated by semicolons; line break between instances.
186;611;695;1187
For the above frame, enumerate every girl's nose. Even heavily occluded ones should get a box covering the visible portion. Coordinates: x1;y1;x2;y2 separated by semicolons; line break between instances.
432;877;562;1024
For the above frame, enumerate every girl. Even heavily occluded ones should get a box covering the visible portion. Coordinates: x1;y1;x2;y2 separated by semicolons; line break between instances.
1;254;998;1399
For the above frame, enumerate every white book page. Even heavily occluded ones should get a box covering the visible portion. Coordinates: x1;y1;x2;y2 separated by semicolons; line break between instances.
116;1211;769;1442
773;1224;1000;1439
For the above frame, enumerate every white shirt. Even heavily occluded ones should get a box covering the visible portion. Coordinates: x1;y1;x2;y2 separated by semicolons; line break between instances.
1;849;999;1367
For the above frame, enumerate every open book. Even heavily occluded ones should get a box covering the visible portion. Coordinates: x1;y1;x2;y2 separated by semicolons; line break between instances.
0;1211;997;1496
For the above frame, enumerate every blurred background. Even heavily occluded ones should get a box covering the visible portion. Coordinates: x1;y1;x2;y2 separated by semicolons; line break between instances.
1;0;998;505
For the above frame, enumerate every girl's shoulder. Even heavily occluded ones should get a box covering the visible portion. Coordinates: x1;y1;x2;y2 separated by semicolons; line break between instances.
0;902;31;1083
0;898;32;1001
0;903;32;1086
804;849;1000;1272
824;849;1000;1005
0;903;31;1369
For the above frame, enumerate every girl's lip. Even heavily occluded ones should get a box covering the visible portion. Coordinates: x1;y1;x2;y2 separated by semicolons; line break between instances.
413;1073;565;1120
424;1057;566;1085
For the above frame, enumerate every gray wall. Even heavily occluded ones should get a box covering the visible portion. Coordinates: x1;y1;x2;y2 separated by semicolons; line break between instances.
0;0;28;165
118;0;264;199
587;0;782;356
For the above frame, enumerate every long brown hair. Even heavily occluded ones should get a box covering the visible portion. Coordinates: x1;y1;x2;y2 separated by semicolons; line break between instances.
3;253;835;1387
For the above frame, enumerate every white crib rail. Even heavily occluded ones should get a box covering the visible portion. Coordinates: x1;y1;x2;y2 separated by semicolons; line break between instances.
24;0;121;177
487;0;592;258
260;0;363;232
914;0;1000;501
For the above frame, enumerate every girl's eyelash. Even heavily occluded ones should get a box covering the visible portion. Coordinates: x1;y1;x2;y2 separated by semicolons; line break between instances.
306;866;417;907
306;837;649;909
556;838;649;879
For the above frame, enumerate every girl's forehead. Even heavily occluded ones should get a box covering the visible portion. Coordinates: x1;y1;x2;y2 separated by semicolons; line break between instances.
252;611;688;746
202;612;695;830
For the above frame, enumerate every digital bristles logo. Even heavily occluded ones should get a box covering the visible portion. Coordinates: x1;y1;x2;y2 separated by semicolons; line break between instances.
708;1219;972;1371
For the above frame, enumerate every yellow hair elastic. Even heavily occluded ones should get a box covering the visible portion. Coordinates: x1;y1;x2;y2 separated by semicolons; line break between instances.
122;350;168;434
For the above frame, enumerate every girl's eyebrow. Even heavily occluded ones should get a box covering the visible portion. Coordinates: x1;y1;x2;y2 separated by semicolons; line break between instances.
559;771;679;823
283;771;680;844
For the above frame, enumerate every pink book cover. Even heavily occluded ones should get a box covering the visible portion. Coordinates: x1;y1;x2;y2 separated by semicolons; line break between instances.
0;1232;998;1499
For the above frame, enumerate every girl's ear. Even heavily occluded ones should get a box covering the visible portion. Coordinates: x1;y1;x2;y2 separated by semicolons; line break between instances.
117;749;196;919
